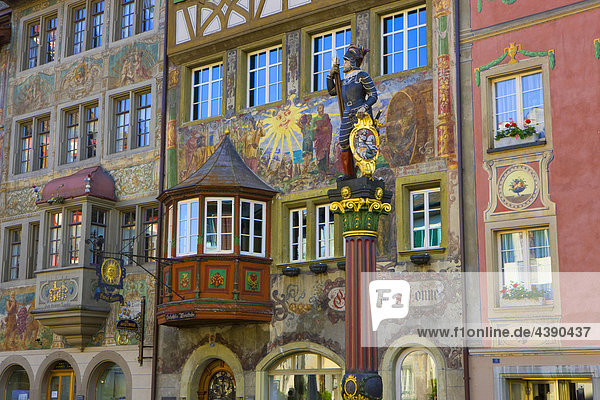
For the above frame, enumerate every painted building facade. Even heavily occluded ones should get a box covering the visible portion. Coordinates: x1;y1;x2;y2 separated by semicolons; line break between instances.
0;0;164;398
158;0;464;399
460;0;600;398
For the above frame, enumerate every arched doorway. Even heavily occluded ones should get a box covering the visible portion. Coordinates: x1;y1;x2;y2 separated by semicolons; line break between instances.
94;362;126;400
5;365;30;400
198;360;236;400
46;360;75;400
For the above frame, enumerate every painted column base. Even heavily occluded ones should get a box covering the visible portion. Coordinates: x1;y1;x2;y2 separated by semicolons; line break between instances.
342;372;383;400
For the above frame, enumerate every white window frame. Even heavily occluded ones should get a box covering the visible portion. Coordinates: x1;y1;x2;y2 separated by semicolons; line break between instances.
409;188;441;250
62;102;99;164
16;115;51;174
497;227;552;298
247;45;283;107
289;208;307;262
115;0;155;40
23;12;58;70
204;198;234;254
240;199;266;257
176;199;199;256
311;26;351;92
491;70;544;135
381;5;427;75
191;62;223;121
316;204;335;259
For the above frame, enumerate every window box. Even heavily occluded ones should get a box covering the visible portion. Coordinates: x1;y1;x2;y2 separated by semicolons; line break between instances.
494;131;538;148
499;297;546;307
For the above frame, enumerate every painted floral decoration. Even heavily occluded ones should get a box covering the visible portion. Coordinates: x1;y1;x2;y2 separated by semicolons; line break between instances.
500;281;545;299
495;119;536;140
247;272;259;290
210;272;225;288
180;272;190;289
509;178;527;195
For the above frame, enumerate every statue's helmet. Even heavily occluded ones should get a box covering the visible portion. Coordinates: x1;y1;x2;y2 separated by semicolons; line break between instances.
343;44;370;68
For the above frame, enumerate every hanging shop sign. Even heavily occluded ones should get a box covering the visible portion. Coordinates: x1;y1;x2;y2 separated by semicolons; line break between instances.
95;257;125;303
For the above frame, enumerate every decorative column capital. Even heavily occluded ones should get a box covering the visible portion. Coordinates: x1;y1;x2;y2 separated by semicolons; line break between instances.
328;177;393;237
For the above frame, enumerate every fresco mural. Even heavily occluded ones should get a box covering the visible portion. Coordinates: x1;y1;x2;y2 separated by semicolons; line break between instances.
109;42;159;90
59;57;104;101
13;73;55;115
0;288;53;350
178;74;434;192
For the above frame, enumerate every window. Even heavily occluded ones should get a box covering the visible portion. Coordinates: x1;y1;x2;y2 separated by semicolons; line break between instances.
410;188;441;249
117;0;155;39
29;223;40;276
46;362;75;400
290;208;307;262
396;350;437;400
5;366;29;400
90;207;107;265
24;13;57;69
507;378;593;400
69;1;104;55
493;71;544;137
95;363;125;400
240;200;265;256
121;210;136;265
63;103;98;164
268;353;342;400
17;116;50;174
311;27;351;92
191;62;223;120
248;45;282;107
498;227;552;301
316;205;334;259
68;210;82;265
49;212;62;268
8;229;21;281
381;6;427;75
112;89;151;153
204;198;233;254
177;199;199;256
143;207;158;261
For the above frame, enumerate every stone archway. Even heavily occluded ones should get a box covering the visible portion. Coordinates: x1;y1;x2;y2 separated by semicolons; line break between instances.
197;359;236;400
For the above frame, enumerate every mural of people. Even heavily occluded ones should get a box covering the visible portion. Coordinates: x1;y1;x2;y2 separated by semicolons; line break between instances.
327;44;377;179
298;113;313;173
4;293;17;349
312;104;332;176
243;120;266;173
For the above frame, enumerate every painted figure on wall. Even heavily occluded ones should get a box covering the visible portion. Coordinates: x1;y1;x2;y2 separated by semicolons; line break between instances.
312;104;332;176
243;120;266;173
298;113;313;172
4;293;17;349
327;44;378;179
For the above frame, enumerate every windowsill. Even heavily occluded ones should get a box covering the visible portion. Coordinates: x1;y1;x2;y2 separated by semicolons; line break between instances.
104;144;154;160
9;167;51;182
487;139;547;154
57;156;100;171
64;44;104;60
109;28;158;48
373;64;430;82
398;247;446;255
181;114;223;127
239;99;285;114
18;59;58;76
277;256;345;269
35;264;97;275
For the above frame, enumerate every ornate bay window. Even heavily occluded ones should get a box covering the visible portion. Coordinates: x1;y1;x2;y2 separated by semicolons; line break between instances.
157;135;277;326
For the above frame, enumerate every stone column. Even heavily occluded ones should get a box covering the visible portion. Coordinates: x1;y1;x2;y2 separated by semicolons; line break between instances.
329;177;392;400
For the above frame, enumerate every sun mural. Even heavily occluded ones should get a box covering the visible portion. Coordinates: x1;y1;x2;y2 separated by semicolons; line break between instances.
260;95;309;167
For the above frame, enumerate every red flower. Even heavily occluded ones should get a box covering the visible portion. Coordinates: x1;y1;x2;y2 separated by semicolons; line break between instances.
512;283;519;288
505;123;510;128
500;288;505;293
511;122;517;127
525;119;531;124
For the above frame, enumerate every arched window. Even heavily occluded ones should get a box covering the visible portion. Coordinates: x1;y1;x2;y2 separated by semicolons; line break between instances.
46;360;75;400
95;363;125;400
396;350;437;400
268;353;342;400
5;366;29;399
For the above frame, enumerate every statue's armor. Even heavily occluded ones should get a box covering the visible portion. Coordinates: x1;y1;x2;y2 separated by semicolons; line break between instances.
327;69;378;149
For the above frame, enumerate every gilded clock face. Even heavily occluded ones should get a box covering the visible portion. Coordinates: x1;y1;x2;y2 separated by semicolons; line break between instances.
102;259;121;285
352;128;378;161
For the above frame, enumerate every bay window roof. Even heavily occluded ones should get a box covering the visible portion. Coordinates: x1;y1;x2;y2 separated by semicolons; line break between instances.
39;166;116;203
162;134;277;198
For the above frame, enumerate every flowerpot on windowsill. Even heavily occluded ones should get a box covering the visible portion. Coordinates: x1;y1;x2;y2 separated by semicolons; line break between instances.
499;297;545;307
494;132;538;148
